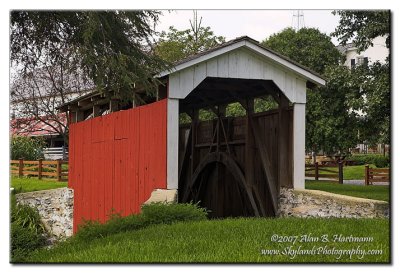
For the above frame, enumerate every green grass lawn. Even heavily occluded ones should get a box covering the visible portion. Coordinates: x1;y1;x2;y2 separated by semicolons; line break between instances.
306;181;389;202
28;217;389;263
10;176;67;193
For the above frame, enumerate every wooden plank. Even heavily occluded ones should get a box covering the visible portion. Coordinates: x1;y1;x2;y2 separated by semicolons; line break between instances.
130;107;140;214
318;168;338;174
82;120;92;224
104;140;114;220
318;174;338;178
23;165;39;171
10;160;20;164
114;139;122;215
23;171;39;175
41;161;58;165
98;141;106;223
370;170;390;174
21;160;38;164
250;117;278;215
370;168;390;172
41;172;58;176
369;178;389;182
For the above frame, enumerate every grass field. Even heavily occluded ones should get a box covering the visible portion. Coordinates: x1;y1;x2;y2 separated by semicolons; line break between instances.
305;181;389;201
10;176;67;193
307;165;376;180
28;217;389;263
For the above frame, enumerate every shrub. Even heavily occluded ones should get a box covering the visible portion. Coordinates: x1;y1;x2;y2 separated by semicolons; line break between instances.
75;202;208;242
348;154;390;167
11;136;46;160
11;223;45;262
10;200;47;262
373;156;390;168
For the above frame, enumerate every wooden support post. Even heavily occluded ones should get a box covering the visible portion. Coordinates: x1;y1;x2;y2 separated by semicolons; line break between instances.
76;111;84;122
278;94;290;188
38;159;43;180
315;162;319;181
292;103;306;189
338;161;343;184
56;159;62;181
93;105;101;117
365;165;370;186
245;100;256;211
190;109;199;181
110;99;119;112
217;104;227;117
18;158;23;177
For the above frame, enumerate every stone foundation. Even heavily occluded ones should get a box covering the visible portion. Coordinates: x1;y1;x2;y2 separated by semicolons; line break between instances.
144;189;178;204
278;188;389;218
15;187;74;240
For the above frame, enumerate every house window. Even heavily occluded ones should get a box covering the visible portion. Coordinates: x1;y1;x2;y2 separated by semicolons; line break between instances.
350;58;355;68
357;56;368;66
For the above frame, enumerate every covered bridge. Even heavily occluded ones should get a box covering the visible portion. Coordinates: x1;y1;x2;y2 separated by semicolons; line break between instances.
62;36;325;231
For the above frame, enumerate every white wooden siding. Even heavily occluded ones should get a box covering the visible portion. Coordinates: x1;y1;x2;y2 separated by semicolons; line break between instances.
168;48;307;103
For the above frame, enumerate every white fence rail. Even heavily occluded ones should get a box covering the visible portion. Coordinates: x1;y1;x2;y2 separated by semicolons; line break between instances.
43;146;68;160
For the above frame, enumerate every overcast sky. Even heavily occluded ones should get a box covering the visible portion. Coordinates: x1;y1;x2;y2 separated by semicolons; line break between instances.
156;10;340;45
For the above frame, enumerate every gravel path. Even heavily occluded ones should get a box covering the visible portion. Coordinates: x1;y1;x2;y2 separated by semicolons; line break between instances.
343;180;365;185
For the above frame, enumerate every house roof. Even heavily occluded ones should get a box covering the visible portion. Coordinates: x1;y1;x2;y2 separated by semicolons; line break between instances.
10;114;67;137
158;36;325;86
336;42;356;54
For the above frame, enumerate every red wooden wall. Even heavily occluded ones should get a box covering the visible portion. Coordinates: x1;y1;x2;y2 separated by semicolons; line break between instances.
68;99;167;232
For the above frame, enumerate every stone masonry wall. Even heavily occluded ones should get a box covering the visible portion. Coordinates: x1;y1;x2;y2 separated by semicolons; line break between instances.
16;187;73;240
279;188;389;218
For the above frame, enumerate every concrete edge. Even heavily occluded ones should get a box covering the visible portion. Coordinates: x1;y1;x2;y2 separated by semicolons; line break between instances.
293;189;388;205
144;189;178;204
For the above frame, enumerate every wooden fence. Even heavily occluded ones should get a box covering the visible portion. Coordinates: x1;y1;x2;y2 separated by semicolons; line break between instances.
10;159;68;181
365;165;389;185
305;162;344;184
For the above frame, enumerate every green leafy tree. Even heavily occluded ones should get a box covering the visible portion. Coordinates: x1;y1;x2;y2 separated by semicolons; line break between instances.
11;11;170;103
262;27;359;155
262;28;343;74
155;12;225;63
332;10;390;52
332;10;390;147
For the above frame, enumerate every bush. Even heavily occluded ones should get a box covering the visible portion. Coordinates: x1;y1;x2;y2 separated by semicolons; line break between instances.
10;200;47;262
348;154;390;167
11;136;46;160
75;202;208;242
373;156;390;168
11;223;45;262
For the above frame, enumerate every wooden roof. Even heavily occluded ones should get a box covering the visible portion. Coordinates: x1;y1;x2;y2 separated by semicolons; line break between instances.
158;36;325;86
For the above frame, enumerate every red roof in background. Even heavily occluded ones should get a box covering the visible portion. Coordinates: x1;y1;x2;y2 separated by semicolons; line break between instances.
10;113;67;137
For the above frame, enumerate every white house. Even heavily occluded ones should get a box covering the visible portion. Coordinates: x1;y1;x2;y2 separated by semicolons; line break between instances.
337;36;389;68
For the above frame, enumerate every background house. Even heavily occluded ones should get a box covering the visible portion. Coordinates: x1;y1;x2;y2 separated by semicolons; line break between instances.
337;36;389;68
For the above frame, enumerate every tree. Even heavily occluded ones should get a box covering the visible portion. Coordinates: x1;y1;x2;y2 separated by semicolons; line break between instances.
262;28;343;75
332;10;390;147
10;62;91;145
262;27;359;155
11;11;170;104
155;12;225;63
332;10;390;52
